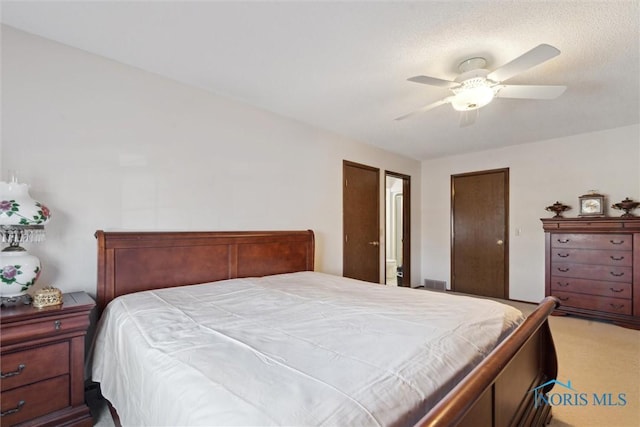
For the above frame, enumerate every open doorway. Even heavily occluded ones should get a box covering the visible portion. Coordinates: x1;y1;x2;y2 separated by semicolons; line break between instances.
385;171;410;286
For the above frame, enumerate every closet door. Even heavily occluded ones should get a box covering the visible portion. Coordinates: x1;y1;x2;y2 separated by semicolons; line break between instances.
343;160;380;283
451;168;509;298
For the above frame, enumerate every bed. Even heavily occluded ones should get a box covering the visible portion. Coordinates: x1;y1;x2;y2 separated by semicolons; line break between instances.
92;229;559;426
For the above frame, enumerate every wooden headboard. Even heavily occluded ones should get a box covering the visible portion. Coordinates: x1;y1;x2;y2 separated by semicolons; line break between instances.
95;230;315;313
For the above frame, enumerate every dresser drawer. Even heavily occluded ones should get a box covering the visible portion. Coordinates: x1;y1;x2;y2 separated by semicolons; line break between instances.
551;262;632;282
0;375;69;425
551;248;632;267
0;341;69;392
553;291;632;315
551;233;632;250
551;276;632;298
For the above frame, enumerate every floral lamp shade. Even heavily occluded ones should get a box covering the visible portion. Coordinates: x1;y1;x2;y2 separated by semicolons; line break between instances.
0;180;51;306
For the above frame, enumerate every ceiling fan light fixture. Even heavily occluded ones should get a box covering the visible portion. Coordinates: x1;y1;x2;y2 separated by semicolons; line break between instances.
451;85;495;111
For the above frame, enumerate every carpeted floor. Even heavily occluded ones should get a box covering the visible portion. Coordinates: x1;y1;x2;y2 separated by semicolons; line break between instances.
503;300;639;427
88;296;640;427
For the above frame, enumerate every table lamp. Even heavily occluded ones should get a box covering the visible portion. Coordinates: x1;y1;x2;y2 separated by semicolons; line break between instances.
0;175;51;306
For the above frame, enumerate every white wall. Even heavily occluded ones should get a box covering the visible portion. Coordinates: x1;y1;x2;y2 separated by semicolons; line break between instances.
1;26;422;298
421;124;640;302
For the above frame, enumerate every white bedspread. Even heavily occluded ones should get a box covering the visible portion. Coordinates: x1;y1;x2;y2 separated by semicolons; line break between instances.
91;271;523;427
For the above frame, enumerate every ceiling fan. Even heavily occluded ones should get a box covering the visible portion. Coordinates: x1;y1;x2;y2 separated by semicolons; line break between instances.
396;44;566;126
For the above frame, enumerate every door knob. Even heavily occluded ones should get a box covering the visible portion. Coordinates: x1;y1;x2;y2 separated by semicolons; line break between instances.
497;240;504;245
368;241;380;246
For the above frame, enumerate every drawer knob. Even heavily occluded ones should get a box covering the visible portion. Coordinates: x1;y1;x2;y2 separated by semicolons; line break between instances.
557;267;570;272
610;303;625;310
610;287;624;293
557;253;570;258
0;400;25;417
557;282;569;287
557;296;569;301
54;320;62;330
610;255;625;261
557;238;570;244
610;271;625;277
610;240;625;245
0;363;25;379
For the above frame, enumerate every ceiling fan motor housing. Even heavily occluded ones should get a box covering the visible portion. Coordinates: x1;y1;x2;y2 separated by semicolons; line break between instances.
457;57;487;73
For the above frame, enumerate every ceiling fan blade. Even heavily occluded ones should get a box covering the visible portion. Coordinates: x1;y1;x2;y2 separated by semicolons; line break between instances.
488;44;561;83
407;75;459;88
395;97;452;121
495;84;567;99
459;109;478;127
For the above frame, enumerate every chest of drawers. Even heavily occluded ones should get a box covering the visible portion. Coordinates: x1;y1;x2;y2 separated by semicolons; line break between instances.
542;218;640;329
1;292;94;426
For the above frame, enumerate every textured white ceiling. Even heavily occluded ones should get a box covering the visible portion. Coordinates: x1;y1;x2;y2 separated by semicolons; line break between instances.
2;1;638;160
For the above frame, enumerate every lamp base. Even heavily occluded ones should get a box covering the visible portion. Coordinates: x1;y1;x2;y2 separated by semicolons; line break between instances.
1;245;41;300
1;293;32;307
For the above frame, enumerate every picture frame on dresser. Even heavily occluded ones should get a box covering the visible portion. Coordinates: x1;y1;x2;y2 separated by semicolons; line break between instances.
541;217;640;329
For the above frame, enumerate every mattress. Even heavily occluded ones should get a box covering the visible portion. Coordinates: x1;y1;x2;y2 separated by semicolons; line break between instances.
91;271;523;426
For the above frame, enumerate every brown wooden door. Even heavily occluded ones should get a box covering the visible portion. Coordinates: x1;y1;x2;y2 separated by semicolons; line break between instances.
343;161;380;283
451;168;509;298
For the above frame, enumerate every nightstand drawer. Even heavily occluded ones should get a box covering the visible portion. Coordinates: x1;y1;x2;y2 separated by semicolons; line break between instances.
1;341;69;392
553;291;632;315
1;313;89;346
0;375;69;425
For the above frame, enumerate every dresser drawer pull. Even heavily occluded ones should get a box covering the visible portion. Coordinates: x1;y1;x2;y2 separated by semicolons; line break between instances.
557;282;569;287
557;267;570;272
610;303;625;310
54;320;62;330
557;238;570;244
610;255;625;261
610;240;625;245
0;400;25;417
610;287;624;293
0;363;25;379
557;296;569;301
557;253;570;258
610;271;625;277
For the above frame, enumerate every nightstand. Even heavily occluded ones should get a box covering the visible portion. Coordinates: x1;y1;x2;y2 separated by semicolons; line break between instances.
1;292;95;426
